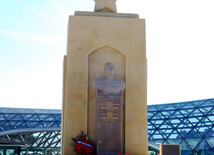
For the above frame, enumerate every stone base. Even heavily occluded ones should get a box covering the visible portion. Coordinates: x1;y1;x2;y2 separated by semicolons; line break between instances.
97;95;122;154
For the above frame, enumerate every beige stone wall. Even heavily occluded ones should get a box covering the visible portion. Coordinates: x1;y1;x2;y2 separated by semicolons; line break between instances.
62;13;147;155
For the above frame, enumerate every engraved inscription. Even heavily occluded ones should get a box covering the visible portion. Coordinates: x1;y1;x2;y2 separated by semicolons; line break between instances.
100;102;119;121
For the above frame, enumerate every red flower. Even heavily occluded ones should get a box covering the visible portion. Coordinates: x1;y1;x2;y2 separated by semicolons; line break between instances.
71;132;96;155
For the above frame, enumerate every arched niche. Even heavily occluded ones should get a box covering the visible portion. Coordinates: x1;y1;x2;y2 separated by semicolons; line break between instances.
87;45;126;150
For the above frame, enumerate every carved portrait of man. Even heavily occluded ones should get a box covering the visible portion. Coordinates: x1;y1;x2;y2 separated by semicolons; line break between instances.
93;62;125;95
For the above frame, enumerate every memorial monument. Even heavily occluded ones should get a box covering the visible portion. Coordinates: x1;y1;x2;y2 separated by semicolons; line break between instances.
94;62;125;154
61;0;148;154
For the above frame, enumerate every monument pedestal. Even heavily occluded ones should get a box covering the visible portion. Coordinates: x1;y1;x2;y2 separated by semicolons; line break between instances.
97;95;122;154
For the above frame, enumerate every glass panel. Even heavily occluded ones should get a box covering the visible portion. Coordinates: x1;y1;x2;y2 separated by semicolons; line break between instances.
167;139;182;144
11;121;23;127
54;115;61;120
6;149;14;155
26;122;38;128
159;122;172;129
188;118;199;123
192;100;203;107
207;115;214;121
153;131;163;139
152;113;165;119
186;129;201;138
199;107;212;113
34;123;44;128
186;138;201;150
182;102;195;109
164;105;175;110
3;114;16;120
0;149;3;155
37;114;49;120
148;112;156;117
156;104;167;110
173;103;184;109
189;109;203;117
10;115;23;121
170;111;183;118
168;132;179;139
50;123;60;128
161;111;174;116
28;115;40;121
21;114;34;120
0;114;6;121
205;137;214;148
40;115;55;121
205;129;214;137
179;109;194;116
196;126;209;135
180;140;192;151
202;100;214;106
1;122;11;130
195;139;211;150
15;122;28;129
43;122;54;127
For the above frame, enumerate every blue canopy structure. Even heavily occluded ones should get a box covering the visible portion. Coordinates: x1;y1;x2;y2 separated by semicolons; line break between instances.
148;98;214;155
0;98;214;155
0;108;61;155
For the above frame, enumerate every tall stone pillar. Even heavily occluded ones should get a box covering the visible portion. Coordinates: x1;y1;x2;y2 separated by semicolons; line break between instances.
61;1;148;154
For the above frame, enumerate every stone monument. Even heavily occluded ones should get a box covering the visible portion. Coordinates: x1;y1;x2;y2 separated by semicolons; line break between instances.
61;0;148;154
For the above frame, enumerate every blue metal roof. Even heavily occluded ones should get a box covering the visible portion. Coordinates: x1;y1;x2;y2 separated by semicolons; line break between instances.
0;108;61;154
0;98;214;155
0;107;61;131
148;98;214;155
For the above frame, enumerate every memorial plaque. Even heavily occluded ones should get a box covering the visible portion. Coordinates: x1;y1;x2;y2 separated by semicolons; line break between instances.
160;144;181;155
97;95;122;154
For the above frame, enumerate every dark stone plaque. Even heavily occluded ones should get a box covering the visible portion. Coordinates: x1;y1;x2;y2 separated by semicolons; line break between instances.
97;94;122;155
160;144;181;155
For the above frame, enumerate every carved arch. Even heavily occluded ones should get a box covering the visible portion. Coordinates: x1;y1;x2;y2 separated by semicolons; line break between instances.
87;45;126;149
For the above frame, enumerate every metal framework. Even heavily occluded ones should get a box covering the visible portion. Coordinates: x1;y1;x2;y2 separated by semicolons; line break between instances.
0;108;61;155
0;98;214;155
148;98;214;155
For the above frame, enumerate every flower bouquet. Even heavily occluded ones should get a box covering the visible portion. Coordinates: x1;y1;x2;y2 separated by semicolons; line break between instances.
70;131;96;155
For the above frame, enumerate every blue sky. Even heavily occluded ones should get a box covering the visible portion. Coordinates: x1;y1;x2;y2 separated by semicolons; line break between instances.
0;0;214;109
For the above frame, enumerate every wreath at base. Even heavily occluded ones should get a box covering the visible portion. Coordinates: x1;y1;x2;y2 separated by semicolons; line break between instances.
70;131;96;155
